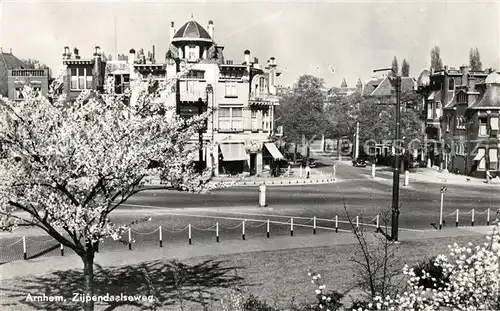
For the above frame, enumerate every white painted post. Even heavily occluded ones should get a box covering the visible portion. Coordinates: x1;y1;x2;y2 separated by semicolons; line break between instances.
188;224;192;244
356;216;359;229
404;171;409;186
242;220;246;240
471;209;475;227
60;243;64;256
287;165;291;177
456;209;459;227
333;164;336;179
313;216;317;235
290;217;294;236
23;236;27;260
376;214;380;232
266;219;270;238
439;191;444;230
259;183;267;207
487;208;490;226
128;228;132;250
299;166;303;178
371;163;376;179
216;222;219;242
159;225;163;247
335;215;338;233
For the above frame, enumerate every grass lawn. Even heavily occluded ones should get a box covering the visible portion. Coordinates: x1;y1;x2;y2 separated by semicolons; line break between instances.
0;235;486;311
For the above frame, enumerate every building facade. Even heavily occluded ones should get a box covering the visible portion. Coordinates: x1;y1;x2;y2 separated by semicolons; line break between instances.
59;18;282;177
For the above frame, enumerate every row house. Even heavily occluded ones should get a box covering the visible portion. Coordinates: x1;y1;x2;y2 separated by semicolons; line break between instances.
418;66;499;178
58;17;282;177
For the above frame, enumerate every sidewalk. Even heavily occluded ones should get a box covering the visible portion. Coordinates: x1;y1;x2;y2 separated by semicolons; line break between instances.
1;225;495;280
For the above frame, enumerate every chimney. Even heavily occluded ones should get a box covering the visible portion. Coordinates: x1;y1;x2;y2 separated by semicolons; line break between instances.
63;46;70;59
73;48;80;59
152;45;155;63
244;50;250;64
128;48;136;64
170;22;176;41
254;57;258;64
208;20;214;39
270;56;276;66
9;48;12;54
94;46;101;57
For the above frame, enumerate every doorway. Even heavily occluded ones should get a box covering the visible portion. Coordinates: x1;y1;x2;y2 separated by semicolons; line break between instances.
250;153;257;176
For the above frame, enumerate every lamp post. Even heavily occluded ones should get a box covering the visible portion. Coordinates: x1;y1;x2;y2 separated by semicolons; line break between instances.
205;84;213;175
373;68;402;241
196;85;212;174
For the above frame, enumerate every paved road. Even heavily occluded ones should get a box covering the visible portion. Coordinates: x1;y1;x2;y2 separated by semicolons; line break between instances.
1;157;498;263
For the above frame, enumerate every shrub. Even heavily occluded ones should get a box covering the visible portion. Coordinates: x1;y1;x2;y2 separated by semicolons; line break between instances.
243;294;280;311
411;257;449;290
307;270;344;311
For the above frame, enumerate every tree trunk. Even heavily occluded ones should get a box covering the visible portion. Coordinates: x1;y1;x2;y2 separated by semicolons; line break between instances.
337;136;341;160
294;144;298;162
306;145;310;166
82;247;95;311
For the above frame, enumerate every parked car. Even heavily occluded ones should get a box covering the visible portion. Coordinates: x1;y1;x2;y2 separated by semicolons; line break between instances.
352;158;367;167
301;158;318;168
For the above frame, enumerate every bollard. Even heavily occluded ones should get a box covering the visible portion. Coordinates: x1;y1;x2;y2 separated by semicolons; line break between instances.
242;220;246;240
404;171;409;186
128;228;132;250
266;219;270;238
487;208;490;226
371;163;376;179
333;164;336;179
356;216;359;229
23;236;27;260
216;222;220;243
439;187;446;230
313;216;317;235
159;226;163;247
188;224;192;244
60;243;64;256
290;217;294;236
456;209;459;227
376;214;380;232
299;166;303;178
259;183;267;207
335;215;338;233
288;165;291;177
471;209;475;227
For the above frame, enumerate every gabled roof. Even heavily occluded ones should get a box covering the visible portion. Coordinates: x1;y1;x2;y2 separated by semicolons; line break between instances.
367;76;417;97
172;20;212;42
468;84;500;110
0;51;27;96
362;77;384;96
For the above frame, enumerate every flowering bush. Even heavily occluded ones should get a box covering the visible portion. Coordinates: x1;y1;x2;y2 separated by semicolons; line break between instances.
307;270;344;311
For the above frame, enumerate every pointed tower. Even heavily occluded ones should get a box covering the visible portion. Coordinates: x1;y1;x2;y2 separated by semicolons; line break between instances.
341;78;347;88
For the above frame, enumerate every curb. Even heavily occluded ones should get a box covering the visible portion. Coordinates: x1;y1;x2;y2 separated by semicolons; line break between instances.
236;178;337;187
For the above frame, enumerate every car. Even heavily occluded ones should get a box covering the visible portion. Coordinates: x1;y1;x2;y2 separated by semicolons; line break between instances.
352;158;367;167
301;158;318;168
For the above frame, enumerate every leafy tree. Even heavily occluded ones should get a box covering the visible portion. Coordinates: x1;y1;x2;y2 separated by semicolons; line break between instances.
430;46;443;71
0;71;224;311
275;74;328;164
21;58;52;77
391;56;399;76
401;59;410;77
469;47;482;71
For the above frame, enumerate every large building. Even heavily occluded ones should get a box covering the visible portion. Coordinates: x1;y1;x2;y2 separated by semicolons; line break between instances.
418;66;499;178
59;18;283;177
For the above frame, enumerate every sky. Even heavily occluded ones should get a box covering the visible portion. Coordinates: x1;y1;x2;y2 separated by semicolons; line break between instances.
1;0;499;88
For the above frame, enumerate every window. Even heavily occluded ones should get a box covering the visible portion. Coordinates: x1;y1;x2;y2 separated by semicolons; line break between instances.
489;148;498;170
251;109;258;131
449;78;454;90
478;148;486;170
427;102;433;119
262;107;270;131
446;115;451;132
183;70;205;80
490;117;499;132
456;116;466;130
225;82;237;98
218;107;243;131
436;102;442;118
70;68;92;90
479;118;488;136
259;77;265;94
14;87;23;100
457;92;467;103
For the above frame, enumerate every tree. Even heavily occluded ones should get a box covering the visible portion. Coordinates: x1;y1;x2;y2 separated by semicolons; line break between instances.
21;58;52;77
275;74;328;164
469;47;483;71
391;56;399;77
0;71;223;311
430;46;443;71
401;59;410;77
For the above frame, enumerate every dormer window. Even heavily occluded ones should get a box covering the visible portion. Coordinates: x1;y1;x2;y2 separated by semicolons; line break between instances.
449;78;454;90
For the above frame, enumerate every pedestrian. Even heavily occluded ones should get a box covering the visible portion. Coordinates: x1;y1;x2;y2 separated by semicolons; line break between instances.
486;170;492;183
306;164;311;179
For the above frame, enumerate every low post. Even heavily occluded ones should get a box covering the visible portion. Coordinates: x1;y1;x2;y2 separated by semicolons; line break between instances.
290;217;294;236
216;222;220;242
23;236;27;260
376;214;380;233
404;171;409;186
456;209;459;227
188;224;192;245
471;209;475;227
287;165;291;177
313;216;317;235
242;220;246;240
266;219;270;238
487;208;490;226
60;243;64;256
333;163;337;179
299;166;303;178
356;216;359;230
371;163;376;179
159;226;163;248
439;187;446;230
335;215;338;233
128;228;132;250
259;183;267;207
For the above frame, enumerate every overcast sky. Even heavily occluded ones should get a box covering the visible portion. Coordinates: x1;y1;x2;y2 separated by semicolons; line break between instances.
1;0;499;88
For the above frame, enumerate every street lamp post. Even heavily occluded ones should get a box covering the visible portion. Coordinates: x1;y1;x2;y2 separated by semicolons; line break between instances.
373;68;402;241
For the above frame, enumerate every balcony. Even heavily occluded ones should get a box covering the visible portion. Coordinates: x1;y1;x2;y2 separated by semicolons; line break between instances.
179;80;208;102
9;69;48;77
249;93;279;106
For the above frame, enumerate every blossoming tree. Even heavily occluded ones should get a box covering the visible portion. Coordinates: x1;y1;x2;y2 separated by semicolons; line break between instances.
0;72;223;311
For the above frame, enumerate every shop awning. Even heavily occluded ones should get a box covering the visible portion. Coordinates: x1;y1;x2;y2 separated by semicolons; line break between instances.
489;148;498;163
264;143;284;160
220;143;248;161
491;117;499;131
473;148;485;161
